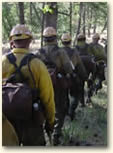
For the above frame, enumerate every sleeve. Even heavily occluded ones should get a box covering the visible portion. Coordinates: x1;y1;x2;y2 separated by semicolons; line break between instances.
2;114;19;146
2;55;8;78
98;46;107;62
2;55;14;79
30;59;55;127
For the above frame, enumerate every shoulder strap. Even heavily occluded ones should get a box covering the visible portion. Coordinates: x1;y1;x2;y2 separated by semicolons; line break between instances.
53;45;59;52
19;53;36;69
19;53;37;88
7;52;36;69
7;52;37;88
7;52;18;69
39;48;46;55
64;47;74;57
85;43;89;50
7;52;24;79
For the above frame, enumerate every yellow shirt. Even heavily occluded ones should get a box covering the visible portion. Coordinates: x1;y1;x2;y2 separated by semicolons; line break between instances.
2;48;55;127
2;114;19;146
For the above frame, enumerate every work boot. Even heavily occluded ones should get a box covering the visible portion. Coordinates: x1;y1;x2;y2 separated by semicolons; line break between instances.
52;134;61;146
68;111;75;121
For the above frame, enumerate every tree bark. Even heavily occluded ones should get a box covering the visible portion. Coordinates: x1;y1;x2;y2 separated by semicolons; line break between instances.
44;2;58;30
31;2;41;23
93;10;97;34
101;19;107;33
82;3;86;35
70;2;72;36
41;3;45;47
73;2;83;46
30;2;32;24
93;18;97;34
87;6;92;37
18;2;25;24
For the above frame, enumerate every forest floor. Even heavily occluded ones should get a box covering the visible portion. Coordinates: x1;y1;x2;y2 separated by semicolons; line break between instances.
46;81;107;147
62;82;107;146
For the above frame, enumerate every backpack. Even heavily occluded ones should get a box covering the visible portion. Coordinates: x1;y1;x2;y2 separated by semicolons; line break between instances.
76;43;89;56
63;47;74;58
39;45;59;68
2;52;43;122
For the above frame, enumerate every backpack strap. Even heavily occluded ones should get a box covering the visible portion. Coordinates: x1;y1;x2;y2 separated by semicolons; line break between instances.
85;43;89;51
39;48;46;55
19;53;37;88
7;52;37;89
7;52;24;79
53;45;59;52
19;53;36;68
7;52;18;69
39;47;57;68
64;47;74;58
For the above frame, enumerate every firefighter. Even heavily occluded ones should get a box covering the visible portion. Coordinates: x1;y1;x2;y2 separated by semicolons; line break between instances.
88;33;107;94
61;33;88;120
75;33;90;56
38;27;73;145
2;24;55;146
88;33;107;62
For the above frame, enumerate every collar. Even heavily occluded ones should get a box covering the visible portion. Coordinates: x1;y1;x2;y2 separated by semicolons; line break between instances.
77;41;86;46
12;48;29;54
44;41;57;46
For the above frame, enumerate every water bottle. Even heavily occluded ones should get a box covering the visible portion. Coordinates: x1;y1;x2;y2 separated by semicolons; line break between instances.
33;102;39;111
57;73;62;78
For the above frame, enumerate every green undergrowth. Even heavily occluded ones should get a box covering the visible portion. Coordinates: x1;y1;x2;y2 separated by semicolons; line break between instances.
62;84;107;146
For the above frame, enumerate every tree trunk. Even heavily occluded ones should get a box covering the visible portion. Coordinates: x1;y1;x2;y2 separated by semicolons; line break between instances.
93;18;97;34
101;19;107;33
41;3;45;47
82;3;86;35
16;3;19;17
44;2;58;30
31;2;41;23
73;2;83;46
93;24;96;34
87;6;92;37
87;5;90;37
18;2;25;24
30;2;32;24
93;10;97;34
70;2;72;36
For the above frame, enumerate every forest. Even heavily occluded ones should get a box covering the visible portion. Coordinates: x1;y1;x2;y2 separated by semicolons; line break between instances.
2;2;107;46
2;2;107;146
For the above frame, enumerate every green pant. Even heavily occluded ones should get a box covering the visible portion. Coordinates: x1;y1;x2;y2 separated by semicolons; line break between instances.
10;118;46;146
52;87;69;145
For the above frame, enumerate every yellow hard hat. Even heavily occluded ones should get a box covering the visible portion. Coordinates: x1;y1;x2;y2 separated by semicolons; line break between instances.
92;33;100;39
43;27;57;37
77;33;86;40
61;33;71;42
9;24;33;41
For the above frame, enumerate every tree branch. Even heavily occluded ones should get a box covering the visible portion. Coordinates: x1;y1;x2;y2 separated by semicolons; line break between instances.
58;11;70;16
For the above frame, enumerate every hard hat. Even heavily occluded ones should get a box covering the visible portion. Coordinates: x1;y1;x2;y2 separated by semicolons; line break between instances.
61;33;71;42
77;33;86;40
9;24;32;41
43;27;57;37
92;33;100;39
